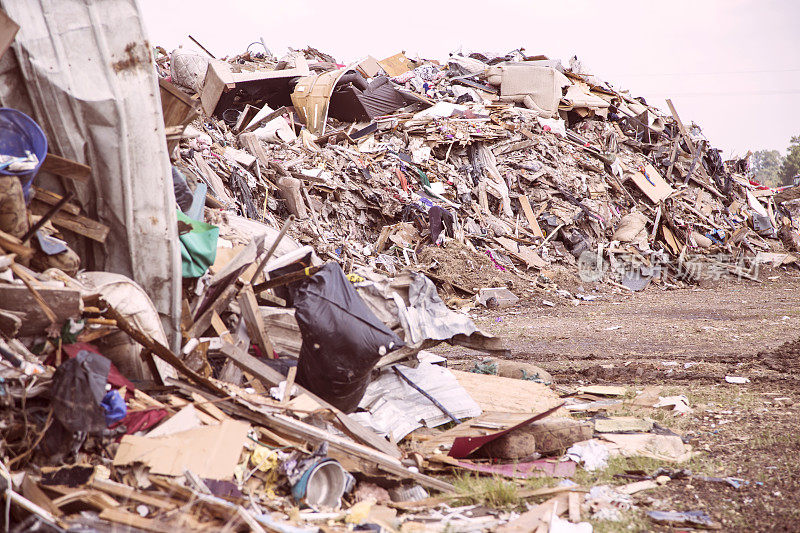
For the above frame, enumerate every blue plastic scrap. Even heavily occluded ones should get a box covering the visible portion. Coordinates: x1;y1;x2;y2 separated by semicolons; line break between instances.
101;389;127;426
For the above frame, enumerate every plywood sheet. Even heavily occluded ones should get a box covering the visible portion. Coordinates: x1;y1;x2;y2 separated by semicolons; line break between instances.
452;370;562;413
629;163;673;203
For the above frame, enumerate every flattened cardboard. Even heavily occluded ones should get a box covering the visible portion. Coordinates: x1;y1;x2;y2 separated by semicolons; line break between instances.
378;53;412;77
357;55;382;78
114;419;249;480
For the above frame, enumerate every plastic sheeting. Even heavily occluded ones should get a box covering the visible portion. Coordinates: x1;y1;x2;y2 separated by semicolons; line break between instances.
353;361;481;442
0;0;181;350
355;269;479;346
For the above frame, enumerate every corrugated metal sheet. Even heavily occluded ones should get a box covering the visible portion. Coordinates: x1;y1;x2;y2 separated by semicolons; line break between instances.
0;0;181;352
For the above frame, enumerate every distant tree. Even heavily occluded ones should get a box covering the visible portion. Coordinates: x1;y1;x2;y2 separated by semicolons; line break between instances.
780;136;800;186
751;149;784;186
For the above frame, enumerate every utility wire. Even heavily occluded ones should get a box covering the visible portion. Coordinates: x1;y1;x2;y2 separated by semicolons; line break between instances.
619;68;800;77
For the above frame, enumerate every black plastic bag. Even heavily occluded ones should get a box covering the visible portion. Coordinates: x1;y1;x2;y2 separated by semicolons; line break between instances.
290;262;403;413
50;349;110;433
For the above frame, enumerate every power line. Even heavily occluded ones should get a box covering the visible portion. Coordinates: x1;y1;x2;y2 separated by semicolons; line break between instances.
619;68;800;77
643;89;800;97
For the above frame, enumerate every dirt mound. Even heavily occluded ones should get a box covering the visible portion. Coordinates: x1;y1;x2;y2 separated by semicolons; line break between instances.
415;241;534;293
758;337;800;373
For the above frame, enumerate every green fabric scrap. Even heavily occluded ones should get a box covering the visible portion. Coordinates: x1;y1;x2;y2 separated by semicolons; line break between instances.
177;209;219;278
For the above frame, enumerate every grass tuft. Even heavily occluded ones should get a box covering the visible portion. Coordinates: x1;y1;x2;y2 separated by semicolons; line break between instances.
452;473;520;508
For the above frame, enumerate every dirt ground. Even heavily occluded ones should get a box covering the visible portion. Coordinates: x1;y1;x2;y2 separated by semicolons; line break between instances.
434;269;800;532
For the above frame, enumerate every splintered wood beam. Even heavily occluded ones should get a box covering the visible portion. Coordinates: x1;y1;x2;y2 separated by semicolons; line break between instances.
29;202;109;242
237;283;275;357
220;341;403;459
41;153;91;184
103;303;227;396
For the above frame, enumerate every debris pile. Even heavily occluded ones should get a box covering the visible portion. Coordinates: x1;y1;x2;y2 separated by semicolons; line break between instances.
0;1;797;531
162;44;799;301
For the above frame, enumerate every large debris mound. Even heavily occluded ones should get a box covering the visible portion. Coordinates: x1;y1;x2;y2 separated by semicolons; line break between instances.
162;45;799;297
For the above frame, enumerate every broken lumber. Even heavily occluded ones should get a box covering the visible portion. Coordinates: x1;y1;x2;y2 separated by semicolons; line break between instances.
0;282;80;335
220;341;402;459
40;153;90;184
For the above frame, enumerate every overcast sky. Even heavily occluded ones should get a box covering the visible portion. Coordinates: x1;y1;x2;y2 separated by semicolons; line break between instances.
140;0;800;158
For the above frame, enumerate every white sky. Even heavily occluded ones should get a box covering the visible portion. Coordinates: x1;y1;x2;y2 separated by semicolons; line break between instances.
139;0;800;158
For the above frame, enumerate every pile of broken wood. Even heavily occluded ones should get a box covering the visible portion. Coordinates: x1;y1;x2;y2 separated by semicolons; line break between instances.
162;46;800;304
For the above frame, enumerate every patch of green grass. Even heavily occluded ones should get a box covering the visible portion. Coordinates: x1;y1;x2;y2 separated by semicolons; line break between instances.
589;509;651;532
573;455;673;487
452;473;520;508
647;407;693;432
523;475;559;491
681;384;761;410
622;388;637;401
750;428;800;448
680;451;726;476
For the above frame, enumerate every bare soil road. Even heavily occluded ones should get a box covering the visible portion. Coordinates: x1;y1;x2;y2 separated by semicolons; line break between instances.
435;270;800;531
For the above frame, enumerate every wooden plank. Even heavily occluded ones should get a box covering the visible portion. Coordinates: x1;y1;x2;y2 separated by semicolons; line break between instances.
0;228;35;259
495;237;546;269
191;391;233;422
89;479;177;510
0;283;80;336
158;77;195;107
186;284;238;338
51;489;119;511
220;341;403;459
628;163;674;203
104;303;227;397
99;508;172;533
192;151;234;205
21;475;62;518
32;187;81;215
237;283;276;358
30;202;109;242
40;153;90;184
518;196;544;238
451;370;564;414
10;263;58;323
199;60;233;116
281;366;297;405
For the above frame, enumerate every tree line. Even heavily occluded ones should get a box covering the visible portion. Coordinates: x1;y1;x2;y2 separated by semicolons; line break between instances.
751;136;800;187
